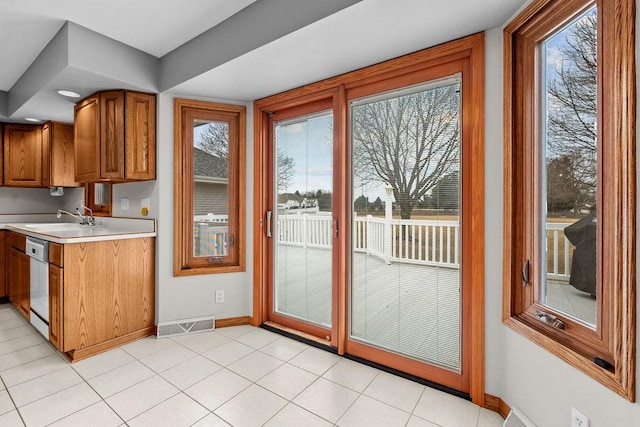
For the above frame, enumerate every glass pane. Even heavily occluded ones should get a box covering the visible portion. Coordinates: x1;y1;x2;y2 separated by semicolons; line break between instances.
541;7;597;326
192;120;230;258
351;78;462;371
274;112;333;327
93;183;110;206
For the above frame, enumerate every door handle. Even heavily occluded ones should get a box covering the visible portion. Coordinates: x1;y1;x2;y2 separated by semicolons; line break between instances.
266;211;273;238
522;259;530;287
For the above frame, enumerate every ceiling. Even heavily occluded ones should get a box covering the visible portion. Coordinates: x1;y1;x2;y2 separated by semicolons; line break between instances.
0;0;527;124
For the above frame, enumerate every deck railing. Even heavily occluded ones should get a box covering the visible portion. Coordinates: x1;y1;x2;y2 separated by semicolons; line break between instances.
194;214;229;256
193;211;573;281
279;213;573;280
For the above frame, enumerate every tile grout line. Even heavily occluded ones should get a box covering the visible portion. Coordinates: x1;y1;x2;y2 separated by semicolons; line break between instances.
1;374;28;426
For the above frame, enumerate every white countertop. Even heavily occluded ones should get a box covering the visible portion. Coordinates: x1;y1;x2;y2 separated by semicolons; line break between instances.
0;214;156;244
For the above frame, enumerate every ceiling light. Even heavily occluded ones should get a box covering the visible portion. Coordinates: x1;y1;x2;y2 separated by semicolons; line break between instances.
24;117;41;123
57;90;81;98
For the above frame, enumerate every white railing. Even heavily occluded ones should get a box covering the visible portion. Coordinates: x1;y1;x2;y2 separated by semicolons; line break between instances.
354;215;460;268
546;222;573;281
278;213;574;280
193;211;573;280
194;216;228;256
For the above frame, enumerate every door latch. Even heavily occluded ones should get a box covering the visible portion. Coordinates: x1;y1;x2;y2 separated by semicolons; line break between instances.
266;211;273;238
535;310;566;330
521;259;530;287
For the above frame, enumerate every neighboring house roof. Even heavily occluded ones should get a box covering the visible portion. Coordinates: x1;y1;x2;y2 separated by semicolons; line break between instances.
194;147;228;181
278;193;304;204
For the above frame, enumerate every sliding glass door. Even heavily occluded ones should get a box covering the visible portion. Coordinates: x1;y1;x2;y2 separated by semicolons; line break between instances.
349;77;463;373
267;103;336;339
255;35;484;398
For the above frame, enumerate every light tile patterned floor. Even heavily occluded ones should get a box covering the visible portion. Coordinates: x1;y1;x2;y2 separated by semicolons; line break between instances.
0;304;503;427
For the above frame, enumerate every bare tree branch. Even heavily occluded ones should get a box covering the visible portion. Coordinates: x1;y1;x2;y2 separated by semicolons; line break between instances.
353;83;460;219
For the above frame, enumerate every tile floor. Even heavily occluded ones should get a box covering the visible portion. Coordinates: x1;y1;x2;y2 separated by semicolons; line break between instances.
0;304;503;427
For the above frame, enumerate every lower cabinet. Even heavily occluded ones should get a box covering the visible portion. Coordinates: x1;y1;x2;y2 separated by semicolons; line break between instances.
0;231;5;299
48;237;155;361
48;262;63;350
7;232;29;320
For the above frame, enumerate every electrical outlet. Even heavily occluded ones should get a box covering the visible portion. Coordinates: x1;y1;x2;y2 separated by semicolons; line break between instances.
215;290;224;303
571;407;589;427
121;198;129;210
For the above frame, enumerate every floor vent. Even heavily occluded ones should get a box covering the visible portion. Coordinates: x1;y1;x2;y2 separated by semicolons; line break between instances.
157;316;215;338
504;407;536;427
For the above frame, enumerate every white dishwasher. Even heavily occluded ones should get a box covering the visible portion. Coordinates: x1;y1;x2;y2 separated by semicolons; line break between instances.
26;237;50;339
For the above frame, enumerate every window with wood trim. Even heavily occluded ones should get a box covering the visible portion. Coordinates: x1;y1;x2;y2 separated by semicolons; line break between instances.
174;99;246;275
85;183;112;217
503;0;635;400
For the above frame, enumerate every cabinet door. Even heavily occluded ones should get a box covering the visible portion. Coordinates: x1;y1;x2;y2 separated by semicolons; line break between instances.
4;124;43;187
9;247;30;319
0;231;5;298
49;263;63;351
125;91;156;180
48;122;79;187
41;122;51;188
8;248;19;307
74;95;101;182
101;90;125;180
0;123;3;186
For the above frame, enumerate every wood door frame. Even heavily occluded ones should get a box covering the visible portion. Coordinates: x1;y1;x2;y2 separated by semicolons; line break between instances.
253;33;485;404
265;96;339;347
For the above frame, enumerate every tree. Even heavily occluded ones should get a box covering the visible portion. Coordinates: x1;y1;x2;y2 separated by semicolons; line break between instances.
196;122;228;160
429;171;460;210
352;83;460;219
546;11;597;192
353;195;369;212
196;122;294;192
546;153;595;213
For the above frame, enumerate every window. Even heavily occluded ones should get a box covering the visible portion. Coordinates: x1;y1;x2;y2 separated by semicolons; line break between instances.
85;183;112;216
504;0;635;399
174;99;245;275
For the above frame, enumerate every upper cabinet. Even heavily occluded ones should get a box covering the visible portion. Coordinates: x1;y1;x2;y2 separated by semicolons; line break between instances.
0;123;3;186
3;122;79;188
74;90;156;183
44;121;80;187
4;124;43;187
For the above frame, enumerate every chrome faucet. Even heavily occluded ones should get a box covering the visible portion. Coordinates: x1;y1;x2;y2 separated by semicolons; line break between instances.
57;209;82;222
76;204;96;226
56;204;95;226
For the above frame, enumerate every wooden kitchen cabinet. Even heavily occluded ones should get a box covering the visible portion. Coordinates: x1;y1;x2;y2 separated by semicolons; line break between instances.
49;237;155;361
4;124;43;187
0;123;3;186
2;122;77;188
43;121;80;187
0;231;5;299
7;232;29;320
49;242;63;349
74;90;156;183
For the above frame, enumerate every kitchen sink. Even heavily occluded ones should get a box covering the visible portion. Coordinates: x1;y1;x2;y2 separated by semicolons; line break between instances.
24;223;103;231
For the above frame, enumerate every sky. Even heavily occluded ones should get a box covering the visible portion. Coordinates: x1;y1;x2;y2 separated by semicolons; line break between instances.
275;113;333;196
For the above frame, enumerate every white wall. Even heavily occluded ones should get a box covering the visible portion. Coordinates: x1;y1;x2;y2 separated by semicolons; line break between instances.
483;27;505;397
154;93;254;324
488;1;640;423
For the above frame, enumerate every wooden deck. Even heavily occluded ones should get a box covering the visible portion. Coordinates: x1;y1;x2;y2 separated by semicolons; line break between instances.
275;246;461;372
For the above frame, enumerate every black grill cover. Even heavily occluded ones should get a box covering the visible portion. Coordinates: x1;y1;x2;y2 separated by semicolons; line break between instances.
563;212;596;296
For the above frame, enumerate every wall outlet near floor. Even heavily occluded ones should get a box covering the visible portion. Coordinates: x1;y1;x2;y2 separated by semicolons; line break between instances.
215;290;224;303
121;198;129;210
571;407;589;427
